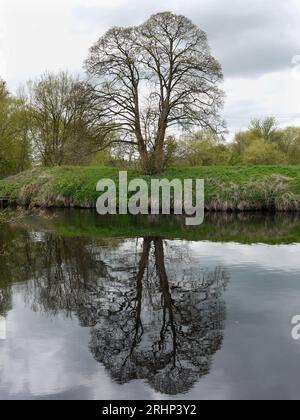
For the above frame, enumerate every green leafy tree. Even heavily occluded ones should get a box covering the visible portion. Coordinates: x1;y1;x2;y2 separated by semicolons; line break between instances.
24;72;111;166
163;135;178;168
243;139;286;164
277;127;300;163
232;117;289;165
0;80;31;178
177;130;231;166
90;149;112;166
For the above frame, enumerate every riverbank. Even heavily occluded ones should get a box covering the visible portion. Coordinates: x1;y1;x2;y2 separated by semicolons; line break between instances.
1;165;300;211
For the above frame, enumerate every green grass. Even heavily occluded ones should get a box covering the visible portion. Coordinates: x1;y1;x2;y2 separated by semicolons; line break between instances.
1;165;300;211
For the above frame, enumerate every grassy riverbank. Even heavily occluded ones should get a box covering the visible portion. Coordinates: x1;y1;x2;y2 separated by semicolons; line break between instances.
1;165;300;211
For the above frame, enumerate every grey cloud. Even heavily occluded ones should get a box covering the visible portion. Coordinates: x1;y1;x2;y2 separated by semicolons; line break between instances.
73;0;300;78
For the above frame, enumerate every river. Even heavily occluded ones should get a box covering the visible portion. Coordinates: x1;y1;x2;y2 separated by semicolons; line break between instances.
0;210;300;399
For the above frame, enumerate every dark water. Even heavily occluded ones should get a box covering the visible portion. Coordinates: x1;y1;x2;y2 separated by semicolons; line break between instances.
1;211;300;400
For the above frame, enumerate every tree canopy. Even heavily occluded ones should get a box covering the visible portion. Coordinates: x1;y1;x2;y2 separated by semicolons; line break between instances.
0;80;31;178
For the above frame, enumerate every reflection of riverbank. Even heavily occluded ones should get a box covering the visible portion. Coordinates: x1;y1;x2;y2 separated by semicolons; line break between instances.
4;209;300;244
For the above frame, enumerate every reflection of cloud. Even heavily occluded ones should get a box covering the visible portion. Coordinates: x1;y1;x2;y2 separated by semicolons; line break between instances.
0;293;92;397
0;291;159;399
291;55;300;66
189;241;300;273
0;316;6;340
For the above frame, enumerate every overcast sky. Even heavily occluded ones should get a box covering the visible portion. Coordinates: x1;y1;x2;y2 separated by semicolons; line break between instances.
1;0;300;136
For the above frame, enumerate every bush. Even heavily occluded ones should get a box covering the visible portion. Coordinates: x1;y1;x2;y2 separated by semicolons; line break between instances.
90;150;112;166
243;140;286;165
177;130;231;166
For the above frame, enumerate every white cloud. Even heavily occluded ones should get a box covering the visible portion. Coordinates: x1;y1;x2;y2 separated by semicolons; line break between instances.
1;0;300;135
223;66;300;135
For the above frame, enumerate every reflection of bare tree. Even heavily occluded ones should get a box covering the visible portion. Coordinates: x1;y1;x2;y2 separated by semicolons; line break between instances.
90;237;229;395
0;227;229;395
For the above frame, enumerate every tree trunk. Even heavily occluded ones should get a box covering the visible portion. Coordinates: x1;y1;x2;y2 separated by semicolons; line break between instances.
139;150;152;175
151;113;168;174
140;151;165;175
153;145;165;174
137;120;166;175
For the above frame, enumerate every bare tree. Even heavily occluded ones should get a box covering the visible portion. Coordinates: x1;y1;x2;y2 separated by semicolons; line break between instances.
85;11;225;174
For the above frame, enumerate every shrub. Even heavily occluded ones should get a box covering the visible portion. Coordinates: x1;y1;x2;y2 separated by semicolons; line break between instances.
243;140;286;165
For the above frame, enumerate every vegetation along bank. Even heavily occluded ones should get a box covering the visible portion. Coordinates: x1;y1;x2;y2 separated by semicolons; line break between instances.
1;165;300;212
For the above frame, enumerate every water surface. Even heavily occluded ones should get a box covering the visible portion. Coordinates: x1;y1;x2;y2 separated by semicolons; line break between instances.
1;211;300;400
